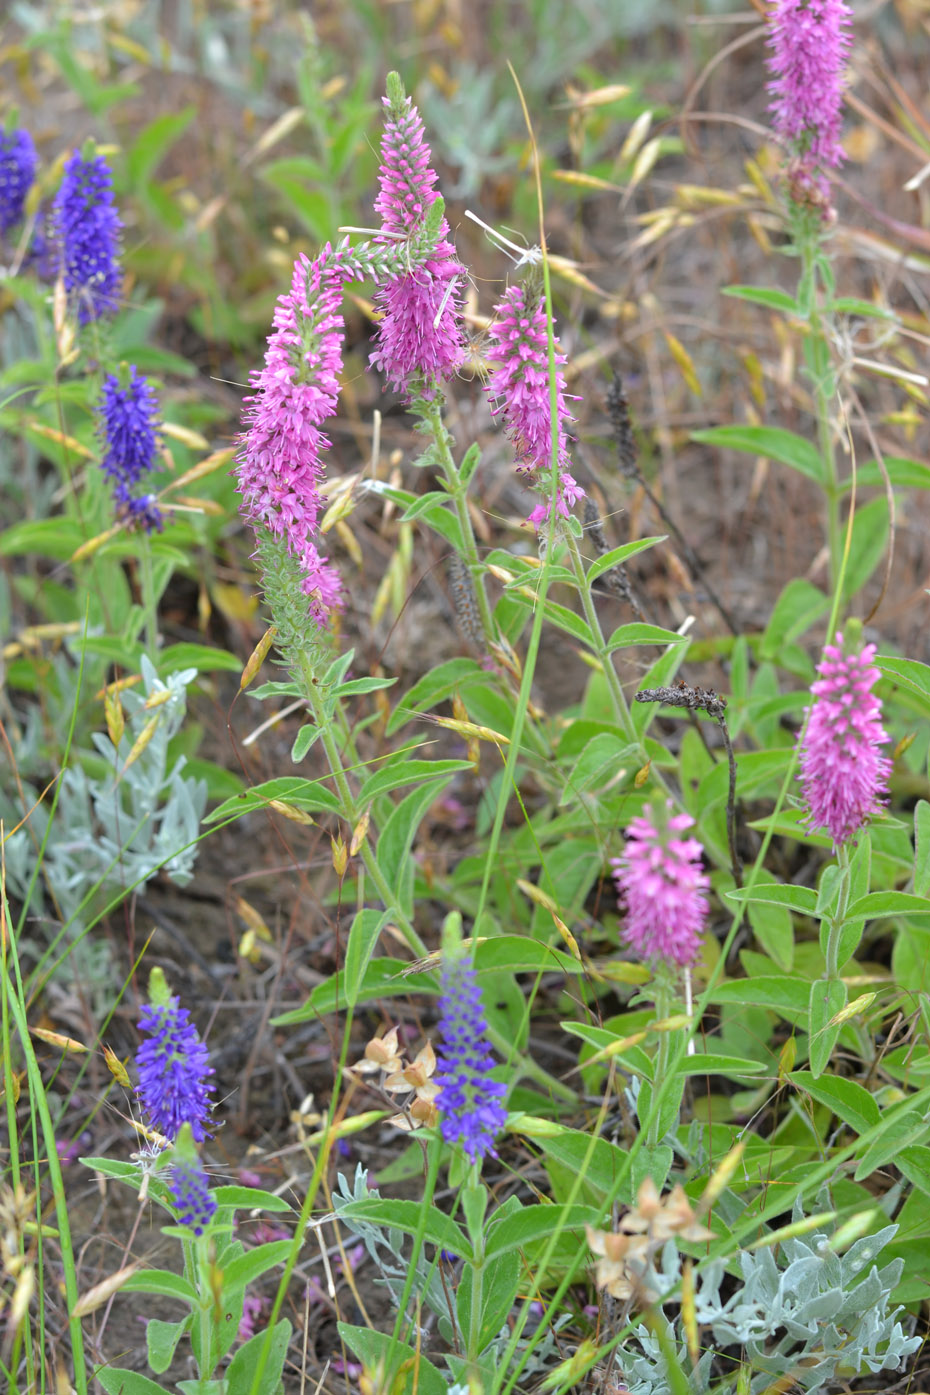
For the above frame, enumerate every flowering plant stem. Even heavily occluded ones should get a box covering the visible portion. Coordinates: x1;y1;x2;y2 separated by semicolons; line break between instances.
138;533;158;655
422;394;497;645
646;979;672;1149
823;843;851;980
296;651;573;1100
183;1231;215;1387
797;225;841;587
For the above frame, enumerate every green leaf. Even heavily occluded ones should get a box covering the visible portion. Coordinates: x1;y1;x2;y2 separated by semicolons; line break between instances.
691;425;824;483
709;976;810;1020
128;108;197;186
895;1145;930;1197
606;622;686;653
222;1241;293;1294
146;1318;189;1375
334;676;398;697
376;780;452;918
877;654;930;718
483;1203;598;1262
841;456;930;491
456;1250;521;1354
155;643;242;674
359;758;472;802
291;725;320;762
747;898;795;972
790;1070;880;1134
915;802;930;899
337;1327;446;1395
760;578;830;661
512;1120;631;1203
0;517;85;559
459;442;481;486
344;910;392;1008
722;285;799;313
726;881;820;917
336;1198;472;1259
274;959;436;1023
211;1186;293;1213
95;1372;172;1395
678;1053;767;1077
473;935;587;978
225;1318;292;1395
842;496;889;603
808;978;847;1078
204;776;341;825
586;536;666;584
386;658;488;736
844;891;930;921
122;1270;198;1303
855;1106;930;1181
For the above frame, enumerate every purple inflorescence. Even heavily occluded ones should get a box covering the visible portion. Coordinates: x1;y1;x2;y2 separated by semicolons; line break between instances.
369;91;465;398
54;149;122;322
0;127;37;235
168;1155;217;1236
97;366;163;531
484;282;584;527
136;998;215;1143
799;633;892;849
767;0;853;201
611;801;709;968
237;249;347;622
436;952;507;1164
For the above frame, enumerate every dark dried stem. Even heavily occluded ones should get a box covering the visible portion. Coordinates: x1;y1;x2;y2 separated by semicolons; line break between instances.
635;683;742;886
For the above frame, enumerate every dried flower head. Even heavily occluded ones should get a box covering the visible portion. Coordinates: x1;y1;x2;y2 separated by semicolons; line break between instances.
0;126;36;235
586;1178;712;1303
350;1029;439;1132
237;250;346;622
97;365;163;532
136;997;215;1144
767;0;853;202
611;800;709;968
799;632;892;849
54;148;122;322
484;280;584;527
168;1155;216;1236
370;76;465;398
436;948;507;1163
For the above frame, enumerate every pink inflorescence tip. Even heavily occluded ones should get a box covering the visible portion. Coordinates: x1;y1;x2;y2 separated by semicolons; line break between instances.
484;282;584;527
799;633;892;850
236;250;346;623
766;0;853;200
370;92;464;398
611;801;709;968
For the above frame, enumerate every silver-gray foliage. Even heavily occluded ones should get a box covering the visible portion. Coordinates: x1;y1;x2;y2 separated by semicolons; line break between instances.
614;1209;919;1395
6;656;206;941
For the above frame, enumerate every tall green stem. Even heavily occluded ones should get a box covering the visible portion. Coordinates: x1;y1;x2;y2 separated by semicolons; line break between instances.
423;395;498;645
824;843;851;981
799;234;841;589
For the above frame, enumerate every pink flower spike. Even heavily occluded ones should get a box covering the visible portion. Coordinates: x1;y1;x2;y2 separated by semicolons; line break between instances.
611;801;709;968
799;633;892;849
485;281;584;527
766;0;853;199
370;85;464;398
237;249;346;623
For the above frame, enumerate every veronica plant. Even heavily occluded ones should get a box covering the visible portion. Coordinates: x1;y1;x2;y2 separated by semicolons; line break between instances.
80;972;294;1395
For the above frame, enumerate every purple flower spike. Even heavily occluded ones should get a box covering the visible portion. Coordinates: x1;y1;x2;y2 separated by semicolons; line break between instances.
0;127;37;235
237;250;346;623
370;86;465;398
136;998;215;1143
799;633;892;849
767;0;853;200
168;1155;217;1236
611;801;709;968
485;282;584;527
54;149;122;322
97;366;163;532
436;951;507;1164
